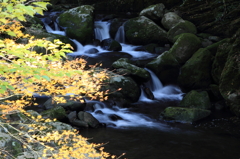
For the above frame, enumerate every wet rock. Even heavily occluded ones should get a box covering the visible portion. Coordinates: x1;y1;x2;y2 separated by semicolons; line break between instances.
179;90;212;110
109;18;126;39
142;85;154;100
161;12;184;30
78;111;100;128
85;48;99;54
160;107;211;123
58;5;95;45
167;20;197;42
108;114;124;121
139;3;165;21
101;38;122;51
201;39;213;48
178;48;213;90
155;46;170;54
124;16;168;45
95;110;104;115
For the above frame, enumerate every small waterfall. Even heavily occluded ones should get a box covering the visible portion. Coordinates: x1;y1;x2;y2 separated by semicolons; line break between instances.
114;24;125;43
94;21;111;41
41;18;66;36
86;100;165;129
138;68;183;102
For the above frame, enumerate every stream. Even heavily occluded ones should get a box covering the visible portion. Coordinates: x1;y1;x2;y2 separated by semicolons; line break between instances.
41;14;240;159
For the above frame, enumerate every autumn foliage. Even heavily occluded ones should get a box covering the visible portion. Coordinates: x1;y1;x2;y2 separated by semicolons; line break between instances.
0;0;112;158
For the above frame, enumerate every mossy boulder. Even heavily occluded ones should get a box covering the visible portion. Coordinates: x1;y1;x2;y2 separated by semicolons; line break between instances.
124;16;168;45
146;51;180;84
160;107;211;123
219;29;240;116
168;33;202;65
77;111;100;128
167;20;197;42
178;48;213;90
112;58;150;81
58;5;94;45
179;90;212;109
161;12;183;30
139;3;166;21
211;40;231;84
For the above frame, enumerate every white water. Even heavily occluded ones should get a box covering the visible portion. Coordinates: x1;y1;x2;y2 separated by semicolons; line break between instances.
42;20;156;60
115;24;125;43
138;68;183;102
94;21;111;41
86;101;168;129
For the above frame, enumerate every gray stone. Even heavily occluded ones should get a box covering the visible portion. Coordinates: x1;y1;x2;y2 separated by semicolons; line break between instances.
161;12;184;30
139;3;165;21
77;111;100;128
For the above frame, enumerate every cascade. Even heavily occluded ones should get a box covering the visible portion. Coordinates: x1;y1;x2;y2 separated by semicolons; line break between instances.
138;68;183;102
94;21;111;41
114;24;125;43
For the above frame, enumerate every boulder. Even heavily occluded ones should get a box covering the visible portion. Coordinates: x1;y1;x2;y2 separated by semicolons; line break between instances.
211;40;231;84
219;29;240;116
178;48;213;90
167;20;197;42
124;16;168;45
179;90;212;109
160;107;211;123
168;33;201;65
139;3;165;21
161;12;184;30
58;5;95;45
146;51;180;84
101;38;122;51
112;58;150;81
102;71;140;102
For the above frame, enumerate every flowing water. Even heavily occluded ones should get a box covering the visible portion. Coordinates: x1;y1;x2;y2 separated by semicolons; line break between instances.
41;15;240;159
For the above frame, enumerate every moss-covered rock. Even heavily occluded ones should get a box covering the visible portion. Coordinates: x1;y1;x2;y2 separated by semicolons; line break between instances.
206;38;229;56
161;12;183;30
160;107;211;123
124;16;168;45
112;58;150;80
146;51;180;84
139;3;166;21
219;29;240;116
180;90;211;109
211;40;231;84
167;20;197;42
168;33;201;65
178;48;213;90
58;5;94;45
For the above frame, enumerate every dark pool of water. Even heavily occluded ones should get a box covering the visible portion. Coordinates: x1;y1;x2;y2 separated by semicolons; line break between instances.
80;119;240;159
